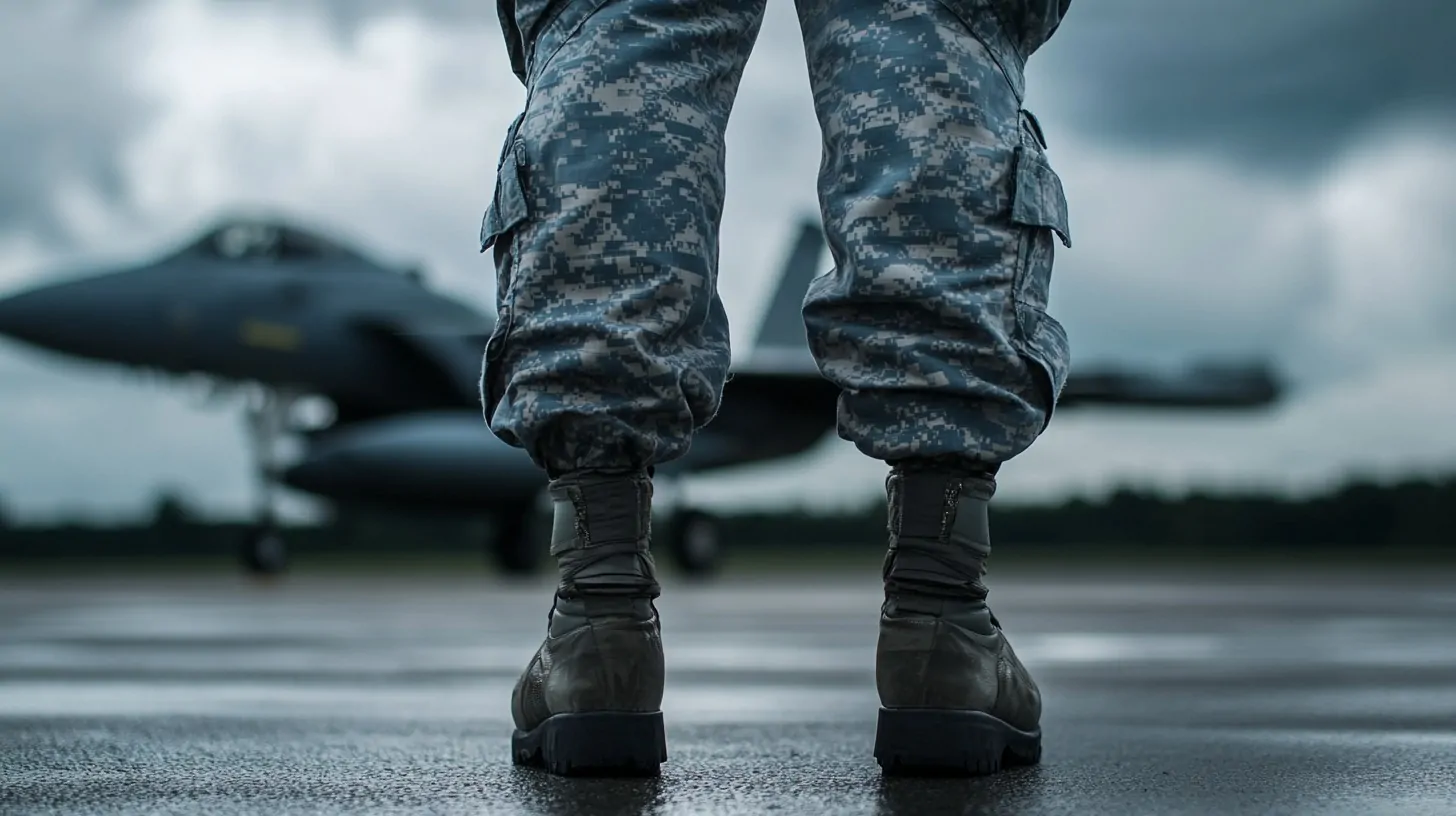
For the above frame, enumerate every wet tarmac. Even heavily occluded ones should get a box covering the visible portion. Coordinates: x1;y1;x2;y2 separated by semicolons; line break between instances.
2;565;1455;814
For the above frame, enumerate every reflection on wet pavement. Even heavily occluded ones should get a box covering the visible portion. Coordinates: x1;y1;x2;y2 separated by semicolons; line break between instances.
2;568;1455;814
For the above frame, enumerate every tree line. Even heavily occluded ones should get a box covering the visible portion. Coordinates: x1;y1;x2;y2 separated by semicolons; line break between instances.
733;475;1454;554
0;473;1451;560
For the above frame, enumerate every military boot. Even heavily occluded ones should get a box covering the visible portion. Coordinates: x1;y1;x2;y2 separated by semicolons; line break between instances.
873;465;1042;776
510;470;667;776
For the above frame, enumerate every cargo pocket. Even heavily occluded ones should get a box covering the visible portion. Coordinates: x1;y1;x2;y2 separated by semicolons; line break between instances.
478;113;530;427
480;112;528;258
1009;117;1071;424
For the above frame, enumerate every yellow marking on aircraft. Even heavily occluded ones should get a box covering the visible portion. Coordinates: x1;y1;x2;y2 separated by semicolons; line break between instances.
240;319;302;352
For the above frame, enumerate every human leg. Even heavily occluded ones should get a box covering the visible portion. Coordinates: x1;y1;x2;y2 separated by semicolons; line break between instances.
482;0;768;477
795;0;1072;467
482;0;768;776
794;0;1073;775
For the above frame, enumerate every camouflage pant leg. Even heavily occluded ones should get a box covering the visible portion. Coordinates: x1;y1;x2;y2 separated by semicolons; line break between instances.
480;0;768;476
795;0;1074;467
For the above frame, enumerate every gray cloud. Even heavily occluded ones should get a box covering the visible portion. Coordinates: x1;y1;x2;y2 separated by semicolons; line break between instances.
0;3;153;245
297;0;1456;173
4;0;1452;255
0;0;1453;519
1033;0;1456;173
0;1;500;256
245;0;495;47
300;0;1456;176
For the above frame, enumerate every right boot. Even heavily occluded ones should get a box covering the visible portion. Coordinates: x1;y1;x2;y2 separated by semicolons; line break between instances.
509;469;667;776
873;465;1043;776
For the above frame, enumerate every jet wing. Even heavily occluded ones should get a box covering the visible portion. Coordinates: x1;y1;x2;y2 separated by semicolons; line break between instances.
347;315;491;406
1057;362;1282;409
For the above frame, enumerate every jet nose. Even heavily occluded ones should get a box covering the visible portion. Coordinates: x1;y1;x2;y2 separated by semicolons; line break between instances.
0;273;170;364
0;286;62;347
282;412;542;505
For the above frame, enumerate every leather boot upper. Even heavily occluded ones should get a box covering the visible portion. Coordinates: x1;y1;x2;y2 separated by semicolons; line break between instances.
876;466;1042;731
511;470;665;732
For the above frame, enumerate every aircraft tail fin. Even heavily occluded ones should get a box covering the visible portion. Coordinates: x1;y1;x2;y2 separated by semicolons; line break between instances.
737;218;827;375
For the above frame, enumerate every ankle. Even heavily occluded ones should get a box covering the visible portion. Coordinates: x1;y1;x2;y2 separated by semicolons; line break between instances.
548;469;659;600
888;457;999;482
882;465;997;606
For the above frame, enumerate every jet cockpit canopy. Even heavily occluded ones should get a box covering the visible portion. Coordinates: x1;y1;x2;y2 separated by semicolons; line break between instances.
188;218;368;264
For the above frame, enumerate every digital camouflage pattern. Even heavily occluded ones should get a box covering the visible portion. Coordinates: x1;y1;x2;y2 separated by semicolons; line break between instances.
482;0;1072;476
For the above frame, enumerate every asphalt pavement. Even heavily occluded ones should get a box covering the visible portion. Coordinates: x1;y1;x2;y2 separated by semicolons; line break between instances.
2;563;1455;815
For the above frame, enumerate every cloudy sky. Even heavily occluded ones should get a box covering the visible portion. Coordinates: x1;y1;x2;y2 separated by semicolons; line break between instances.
1;0;1453;521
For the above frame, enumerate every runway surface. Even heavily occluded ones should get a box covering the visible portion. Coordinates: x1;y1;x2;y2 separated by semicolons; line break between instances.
2;565;1455;815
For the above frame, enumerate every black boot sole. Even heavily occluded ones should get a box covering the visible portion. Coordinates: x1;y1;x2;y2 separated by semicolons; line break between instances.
874;708;1041;776
512;711;667;777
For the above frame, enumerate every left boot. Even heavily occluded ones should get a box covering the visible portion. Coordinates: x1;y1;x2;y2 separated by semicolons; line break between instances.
510;470;667;776
872;465;1043;776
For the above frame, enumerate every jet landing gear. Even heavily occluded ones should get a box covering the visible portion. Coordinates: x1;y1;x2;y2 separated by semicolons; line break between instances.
486;497;723;578
664;509;723;578
655;479;725;578
239;387;301;577
241;524;289;575
490;508;543;577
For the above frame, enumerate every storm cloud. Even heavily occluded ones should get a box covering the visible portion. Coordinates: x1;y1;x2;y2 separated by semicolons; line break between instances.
0;0;1453;518
1036;0;1456;173
0;3;153;245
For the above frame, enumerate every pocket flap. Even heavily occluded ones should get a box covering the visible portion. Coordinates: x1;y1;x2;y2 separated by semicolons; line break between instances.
1011;148;1071;248
480;142;529;253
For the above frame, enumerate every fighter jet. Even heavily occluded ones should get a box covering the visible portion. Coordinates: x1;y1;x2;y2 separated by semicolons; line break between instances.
276;221;846;576
0;216;845;575
274;225;1285;575
0;219;489;417
0;217;503;566
0;215;1283;577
